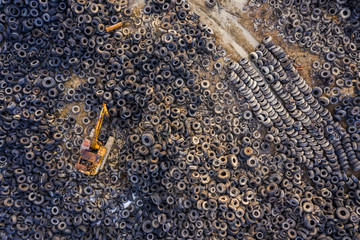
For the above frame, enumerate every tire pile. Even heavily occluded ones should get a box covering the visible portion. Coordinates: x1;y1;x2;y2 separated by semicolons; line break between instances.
248;0;360;152
0;0;360;239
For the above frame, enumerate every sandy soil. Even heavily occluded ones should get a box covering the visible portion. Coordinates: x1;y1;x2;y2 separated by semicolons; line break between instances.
188;0;256;58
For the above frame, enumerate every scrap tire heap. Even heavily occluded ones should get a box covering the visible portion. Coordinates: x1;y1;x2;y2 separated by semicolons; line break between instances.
0;0;360;239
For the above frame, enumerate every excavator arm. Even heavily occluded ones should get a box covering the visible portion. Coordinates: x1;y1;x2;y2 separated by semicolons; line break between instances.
90;103;109;150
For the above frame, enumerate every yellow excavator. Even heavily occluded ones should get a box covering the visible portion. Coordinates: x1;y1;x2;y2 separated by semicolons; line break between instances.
75;103;115;175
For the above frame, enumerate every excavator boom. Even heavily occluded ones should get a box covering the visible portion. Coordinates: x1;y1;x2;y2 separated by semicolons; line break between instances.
90;103;109;150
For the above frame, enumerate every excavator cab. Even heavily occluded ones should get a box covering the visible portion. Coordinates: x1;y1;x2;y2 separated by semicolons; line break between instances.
75;103;114;175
